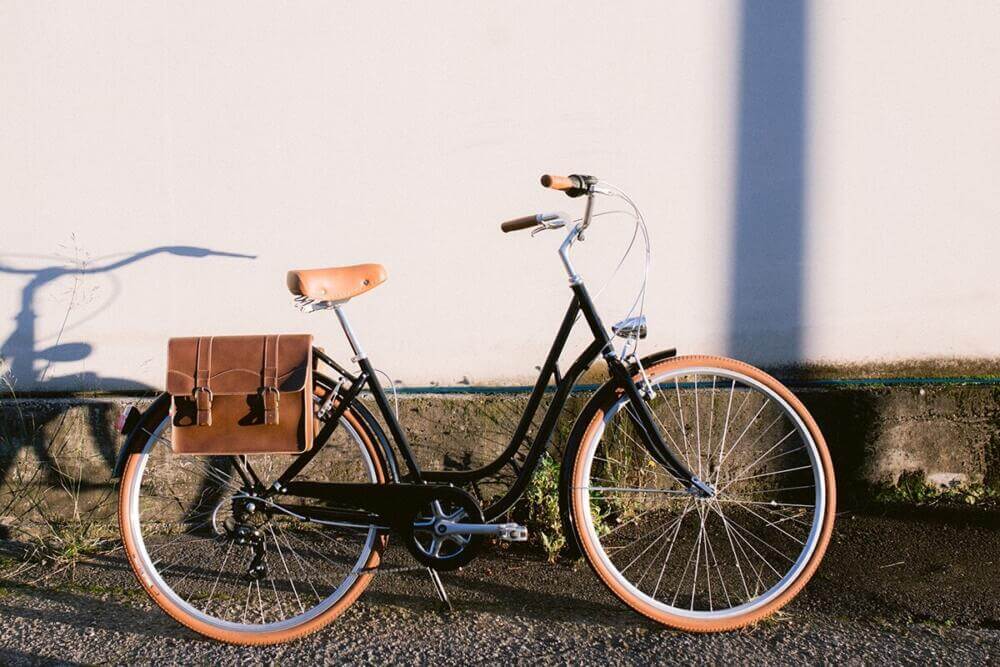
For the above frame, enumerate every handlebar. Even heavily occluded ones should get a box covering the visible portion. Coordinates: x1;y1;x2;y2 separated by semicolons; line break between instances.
540;174;578;191
500;173;600;233
499;174;644;289
540;173;595;198
500;214;543;233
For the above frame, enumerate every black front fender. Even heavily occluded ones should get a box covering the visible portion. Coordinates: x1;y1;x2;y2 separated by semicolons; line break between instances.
558;346;677;559
630;347;676;374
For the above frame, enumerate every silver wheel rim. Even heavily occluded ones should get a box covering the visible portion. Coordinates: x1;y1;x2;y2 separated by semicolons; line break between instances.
124;414;379;634
576;365;827;620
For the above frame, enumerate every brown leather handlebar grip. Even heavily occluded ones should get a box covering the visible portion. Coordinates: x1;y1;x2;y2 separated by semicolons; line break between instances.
500;214;541;233
540;174;576;191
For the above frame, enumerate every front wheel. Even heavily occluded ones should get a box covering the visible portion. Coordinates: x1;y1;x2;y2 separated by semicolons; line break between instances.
567;355;835;632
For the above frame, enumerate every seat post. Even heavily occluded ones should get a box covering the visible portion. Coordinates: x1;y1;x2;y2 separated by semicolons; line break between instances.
332;304;367;362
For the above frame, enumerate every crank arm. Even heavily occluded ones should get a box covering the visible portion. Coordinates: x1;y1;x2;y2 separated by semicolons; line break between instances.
436;521;528;542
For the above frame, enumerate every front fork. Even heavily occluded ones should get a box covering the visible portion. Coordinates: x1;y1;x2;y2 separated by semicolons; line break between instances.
604;354;715;498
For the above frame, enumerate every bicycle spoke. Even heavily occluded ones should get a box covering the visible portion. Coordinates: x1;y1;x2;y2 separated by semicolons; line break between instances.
275;527;324;604
703;513;730;609
207;540;235;607
716;415;784;487
671;509;705;608
705;376;717;467
673;379;693;467
715;502;766;597
693;374;702;479
267;561;285;620
268;524;305;614
242;582;253;624
717;498;814;509
714;401;769;478
634;510;689;588
651;504;691;599
256;579;266;625
733;483;815;497
584;486;689;496
617;510;690;574
724;498;806;546
643;404;696;482
718;507;795;570
713;380;737;487
722;463;814;490
718;429;799;492
713;387;757;487
700;506;713;611
689;504;707;610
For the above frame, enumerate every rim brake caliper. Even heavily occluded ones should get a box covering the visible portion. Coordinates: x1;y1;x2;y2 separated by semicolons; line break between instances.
630;354;657;401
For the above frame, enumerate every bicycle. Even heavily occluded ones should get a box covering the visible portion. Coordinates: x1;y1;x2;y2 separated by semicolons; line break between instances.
115;174;836;644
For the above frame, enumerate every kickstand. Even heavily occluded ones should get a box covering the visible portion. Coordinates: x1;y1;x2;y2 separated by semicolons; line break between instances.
427;567;453;614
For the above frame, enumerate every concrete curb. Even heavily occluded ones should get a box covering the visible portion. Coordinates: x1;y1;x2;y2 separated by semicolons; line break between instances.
1;383;998;527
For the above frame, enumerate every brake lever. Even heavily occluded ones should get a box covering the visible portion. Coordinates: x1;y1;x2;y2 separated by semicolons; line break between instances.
530;211;571;236
530;219;567;236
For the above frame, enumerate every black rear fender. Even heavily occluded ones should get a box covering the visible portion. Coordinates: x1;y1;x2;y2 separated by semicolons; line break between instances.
111;393;171;479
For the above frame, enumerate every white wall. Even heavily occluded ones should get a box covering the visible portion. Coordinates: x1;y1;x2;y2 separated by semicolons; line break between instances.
1;2;998;392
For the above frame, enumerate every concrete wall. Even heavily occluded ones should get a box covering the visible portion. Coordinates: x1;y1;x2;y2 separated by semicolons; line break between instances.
2;2;999;392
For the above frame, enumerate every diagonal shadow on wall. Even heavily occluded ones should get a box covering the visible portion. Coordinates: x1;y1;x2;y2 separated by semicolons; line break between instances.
727;2;809;365
0;246;255;490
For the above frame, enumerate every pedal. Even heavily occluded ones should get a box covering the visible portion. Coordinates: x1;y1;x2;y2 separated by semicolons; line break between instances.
497;523;528;542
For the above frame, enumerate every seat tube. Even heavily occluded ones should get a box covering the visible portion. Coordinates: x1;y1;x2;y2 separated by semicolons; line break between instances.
333;305;367;361
332;304;423;481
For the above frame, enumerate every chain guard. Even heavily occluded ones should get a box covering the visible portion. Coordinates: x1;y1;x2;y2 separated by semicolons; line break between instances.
277;480;487;570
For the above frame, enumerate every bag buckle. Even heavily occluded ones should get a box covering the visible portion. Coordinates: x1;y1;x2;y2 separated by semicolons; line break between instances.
260;386;280;425
193;387;213;426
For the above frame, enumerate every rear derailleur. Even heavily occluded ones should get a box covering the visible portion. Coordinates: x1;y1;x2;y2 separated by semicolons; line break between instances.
221;496;269;581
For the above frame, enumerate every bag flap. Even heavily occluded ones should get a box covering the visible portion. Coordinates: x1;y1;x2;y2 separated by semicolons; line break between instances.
166;334;312;396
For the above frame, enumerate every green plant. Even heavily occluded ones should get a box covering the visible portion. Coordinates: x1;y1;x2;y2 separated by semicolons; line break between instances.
872;470;1000;507
524;453;565;562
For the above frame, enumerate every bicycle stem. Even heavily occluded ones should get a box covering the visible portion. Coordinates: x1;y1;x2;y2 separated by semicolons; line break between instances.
557;188;598;284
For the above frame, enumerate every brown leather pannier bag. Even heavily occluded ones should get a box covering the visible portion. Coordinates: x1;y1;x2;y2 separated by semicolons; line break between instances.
165;334;314;455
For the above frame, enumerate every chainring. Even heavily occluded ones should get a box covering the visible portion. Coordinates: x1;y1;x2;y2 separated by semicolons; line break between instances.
404;494;485;571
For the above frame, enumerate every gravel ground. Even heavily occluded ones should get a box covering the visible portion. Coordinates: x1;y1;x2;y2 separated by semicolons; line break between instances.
0;510;997;665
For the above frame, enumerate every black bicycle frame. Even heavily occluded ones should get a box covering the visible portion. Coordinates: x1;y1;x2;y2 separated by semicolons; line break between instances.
265;278;703;522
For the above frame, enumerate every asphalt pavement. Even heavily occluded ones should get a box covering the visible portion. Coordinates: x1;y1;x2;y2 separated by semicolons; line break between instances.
0;509;997;665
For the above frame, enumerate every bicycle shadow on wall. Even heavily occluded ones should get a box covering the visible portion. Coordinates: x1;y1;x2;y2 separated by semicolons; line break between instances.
0;245;255;534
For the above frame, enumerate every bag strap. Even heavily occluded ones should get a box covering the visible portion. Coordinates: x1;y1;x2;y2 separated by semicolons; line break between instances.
193;336;213;426
261;334;280;425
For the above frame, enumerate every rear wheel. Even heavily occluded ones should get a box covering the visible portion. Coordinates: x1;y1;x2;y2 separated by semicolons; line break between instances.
118;379;386;645
567;355;835;632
